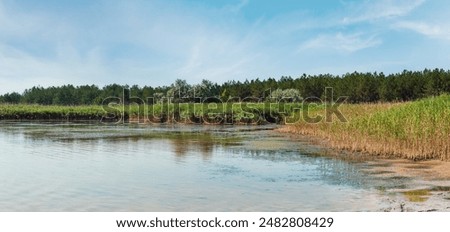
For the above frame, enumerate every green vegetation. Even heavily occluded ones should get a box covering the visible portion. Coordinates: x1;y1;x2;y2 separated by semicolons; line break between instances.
127;102;304;124
1;94;448;161
1;69;449;105
0;102;304;123
1;69;448;159
282;95;450;161
0;104;106;120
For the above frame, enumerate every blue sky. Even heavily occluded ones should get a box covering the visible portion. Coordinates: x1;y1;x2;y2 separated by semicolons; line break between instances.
1;0;450;94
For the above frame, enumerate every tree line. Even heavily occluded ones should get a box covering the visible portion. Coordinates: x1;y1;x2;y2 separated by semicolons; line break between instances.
1;68;449;105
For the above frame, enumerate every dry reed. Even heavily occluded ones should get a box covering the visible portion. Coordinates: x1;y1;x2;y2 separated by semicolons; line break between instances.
280;95;450;161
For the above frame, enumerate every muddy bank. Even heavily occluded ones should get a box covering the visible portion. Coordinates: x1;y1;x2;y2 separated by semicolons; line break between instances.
276;131;450;212
379;190;450;212
364;159;450;212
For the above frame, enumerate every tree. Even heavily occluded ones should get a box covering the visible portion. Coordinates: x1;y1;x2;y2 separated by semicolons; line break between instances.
168;79;191;102
282;89;301;102
3;68;449;106
1;92;22;104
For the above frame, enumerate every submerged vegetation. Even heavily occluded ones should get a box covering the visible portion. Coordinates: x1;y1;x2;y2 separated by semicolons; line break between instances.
281;95;450;161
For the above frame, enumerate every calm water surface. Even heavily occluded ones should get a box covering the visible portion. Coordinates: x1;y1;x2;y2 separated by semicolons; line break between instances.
0;122;417;211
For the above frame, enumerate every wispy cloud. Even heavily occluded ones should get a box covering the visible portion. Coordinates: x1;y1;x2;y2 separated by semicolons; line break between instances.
0;0;268;93
341;0;426;24
224;0;249;13
299;33;382;53
1;0;450;94
175;29;266;83
394;21;450;40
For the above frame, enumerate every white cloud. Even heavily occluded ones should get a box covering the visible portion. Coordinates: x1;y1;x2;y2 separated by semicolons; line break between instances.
1;0;450;95
341;0;426;24
0;0;273;94
224;0;249;13
175;29;267;83
394;21;450;40
299;33;382;53
0;43;112;93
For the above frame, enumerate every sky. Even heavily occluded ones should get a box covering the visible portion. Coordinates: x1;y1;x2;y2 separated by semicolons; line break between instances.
1;0;450;94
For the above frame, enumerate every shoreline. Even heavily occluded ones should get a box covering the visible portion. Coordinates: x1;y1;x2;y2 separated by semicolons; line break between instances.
367;159;450;212
1;120;448;211
276;129;450;178
278;95;449;161
275;131;450;212
0;103;291;124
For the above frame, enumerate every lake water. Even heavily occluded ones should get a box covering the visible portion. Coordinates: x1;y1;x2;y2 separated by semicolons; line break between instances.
0;121;430;211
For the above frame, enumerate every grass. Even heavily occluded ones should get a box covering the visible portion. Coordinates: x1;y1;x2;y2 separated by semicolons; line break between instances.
280;94;450;161
0;104;106;120
2;96;448;161
0;102;304;124
128;102;304;124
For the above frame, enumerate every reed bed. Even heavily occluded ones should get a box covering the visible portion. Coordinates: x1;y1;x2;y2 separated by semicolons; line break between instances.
0;102;303;124
281;95;450;161
0;104;106;120
128;102;302;124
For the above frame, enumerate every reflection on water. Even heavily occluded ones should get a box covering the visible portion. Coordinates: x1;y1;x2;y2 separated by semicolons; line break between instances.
0;121;443;211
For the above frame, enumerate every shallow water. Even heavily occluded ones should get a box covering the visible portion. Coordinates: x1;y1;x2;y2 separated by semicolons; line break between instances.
0;121;446;211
